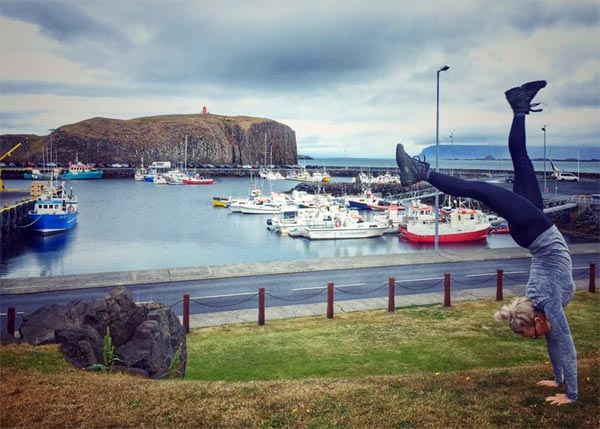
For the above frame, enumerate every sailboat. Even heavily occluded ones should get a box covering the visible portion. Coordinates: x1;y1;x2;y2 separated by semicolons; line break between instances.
181;135;214;185
258;132;285;180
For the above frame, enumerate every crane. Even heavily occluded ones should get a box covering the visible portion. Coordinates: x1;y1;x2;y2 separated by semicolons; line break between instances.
0;142;23;191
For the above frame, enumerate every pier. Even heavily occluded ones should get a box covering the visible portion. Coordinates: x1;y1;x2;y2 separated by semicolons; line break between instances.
0;198;35;245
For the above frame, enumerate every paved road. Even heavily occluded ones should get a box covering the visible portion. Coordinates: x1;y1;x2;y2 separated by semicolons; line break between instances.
2;251;598;323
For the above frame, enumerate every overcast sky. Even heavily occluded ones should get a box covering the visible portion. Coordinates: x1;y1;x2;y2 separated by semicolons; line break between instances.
1;0;598;158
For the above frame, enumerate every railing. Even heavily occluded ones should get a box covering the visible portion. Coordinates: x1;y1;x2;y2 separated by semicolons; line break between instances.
3;263;596;337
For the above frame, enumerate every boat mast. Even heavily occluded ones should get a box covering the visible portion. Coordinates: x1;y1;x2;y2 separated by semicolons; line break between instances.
184;135;188;172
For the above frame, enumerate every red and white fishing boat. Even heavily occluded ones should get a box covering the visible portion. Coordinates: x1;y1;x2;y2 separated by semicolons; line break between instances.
182;174;214;185
398;200;490;243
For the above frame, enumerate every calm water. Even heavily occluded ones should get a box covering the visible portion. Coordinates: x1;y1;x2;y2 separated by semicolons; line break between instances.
306;157;600;174
1;176;524;279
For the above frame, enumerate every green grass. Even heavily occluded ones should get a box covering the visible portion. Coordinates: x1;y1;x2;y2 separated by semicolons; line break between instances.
185;291;600;381
2;292;599;429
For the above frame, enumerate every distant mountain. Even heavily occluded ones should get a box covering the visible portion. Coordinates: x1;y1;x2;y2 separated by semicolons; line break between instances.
0;114;298;166
419;145;599;161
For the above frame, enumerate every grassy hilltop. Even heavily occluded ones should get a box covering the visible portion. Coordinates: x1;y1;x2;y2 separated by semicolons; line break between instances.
1;292;598;428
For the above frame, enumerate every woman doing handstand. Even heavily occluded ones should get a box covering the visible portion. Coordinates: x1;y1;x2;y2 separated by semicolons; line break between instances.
395;80;577;405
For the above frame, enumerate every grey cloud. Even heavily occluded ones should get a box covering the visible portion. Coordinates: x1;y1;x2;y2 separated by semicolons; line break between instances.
554;76;600;108
507;2;599;33
1;0;128;47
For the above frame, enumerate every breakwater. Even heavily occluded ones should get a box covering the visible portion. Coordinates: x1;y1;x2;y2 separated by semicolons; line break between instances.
0;198;35;245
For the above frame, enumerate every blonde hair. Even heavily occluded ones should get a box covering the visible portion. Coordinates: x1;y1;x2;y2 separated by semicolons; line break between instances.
494;297;537;334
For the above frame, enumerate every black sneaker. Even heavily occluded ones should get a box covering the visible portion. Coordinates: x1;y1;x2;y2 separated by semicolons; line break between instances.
505;80;547;115
395;143;430;186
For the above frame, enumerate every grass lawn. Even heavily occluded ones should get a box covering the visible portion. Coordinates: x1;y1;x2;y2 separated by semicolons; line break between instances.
1;291;598;429
186;291;599;381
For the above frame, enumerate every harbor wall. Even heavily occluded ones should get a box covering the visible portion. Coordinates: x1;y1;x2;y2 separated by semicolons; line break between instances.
0;199;35;245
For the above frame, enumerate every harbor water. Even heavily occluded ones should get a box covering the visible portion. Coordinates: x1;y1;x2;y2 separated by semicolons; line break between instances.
1;176;525;279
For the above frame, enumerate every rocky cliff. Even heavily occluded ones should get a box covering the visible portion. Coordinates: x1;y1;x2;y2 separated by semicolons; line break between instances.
1;113;297;166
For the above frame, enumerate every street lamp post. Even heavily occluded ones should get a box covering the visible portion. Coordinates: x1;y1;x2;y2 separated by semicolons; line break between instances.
449;131;454;175
542;125;547;194
435;64;450;250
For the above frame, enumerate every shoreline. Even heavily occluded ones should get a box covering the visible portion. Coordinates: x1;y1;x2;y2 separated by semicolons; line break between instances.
2;243;598;295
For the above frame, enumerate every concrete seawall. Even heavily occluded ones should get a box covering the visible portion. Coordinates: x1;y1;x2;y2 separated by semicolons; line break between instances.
2;243;598;295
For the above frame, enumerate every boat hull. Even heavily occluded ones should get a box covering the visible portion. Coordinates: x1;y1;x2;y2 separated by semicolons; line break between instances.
28;212;78;234
183;179;214;185
61;170;103;180
303;225;387;240
24;173;53;180
399;225;489;243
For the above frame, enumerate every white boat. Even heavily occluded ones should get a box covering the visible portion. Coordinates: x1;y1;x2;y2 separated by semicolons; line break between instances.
154;174;167;185
297;217;388;240
228;188;265;213
267;205;350;234
134;158;146;181
286;168;331;182
259;168;285;180
164;170;187;185
373;207;405;234
353;172;401;185
239;201;284;214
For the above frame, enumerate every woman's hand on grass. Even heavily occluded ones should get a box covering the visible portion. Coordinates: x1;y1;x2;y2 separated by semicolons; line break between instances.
545;394;573;405
537;380;559;387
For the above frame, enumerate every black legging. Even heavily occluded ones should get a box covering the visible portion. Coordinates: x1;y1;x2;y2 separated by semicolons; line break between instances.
427;115;553;248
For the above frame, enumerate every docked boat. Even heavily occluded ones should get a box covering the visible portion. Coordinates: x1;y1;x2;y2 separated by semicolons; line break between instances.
61;162;103;180
134;159;147;181
259;168;285;180
354;172;401;185
239;200;286;214
183;174;214;185
154;175;167;185
164;170;186;185
267;205;347;234
295;217;388;240
27;181;78;234
24;167;62;180
212;196;231;207
286;168;331;183
366;199;403;211
398;200;490;243
345;189;381;210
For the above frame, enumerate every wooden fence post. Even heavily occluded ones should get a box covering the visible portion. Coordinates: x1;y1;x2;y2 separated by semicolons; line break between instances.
258;288;265;326
388;277;395;313
7;307;15;337
444;273;451;307
496;269;503;301
327;282;334;319
590;263;596;294
183;294;190;334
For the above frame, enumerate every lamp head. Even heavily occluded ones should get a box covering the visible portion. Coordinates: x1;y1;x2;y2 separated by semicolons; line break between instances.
438;64;450;72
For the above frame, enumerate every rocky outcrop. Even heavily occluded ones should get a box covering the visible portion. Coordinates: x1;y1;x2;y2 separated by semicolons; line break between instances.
0;113;297;166
18;287;186;378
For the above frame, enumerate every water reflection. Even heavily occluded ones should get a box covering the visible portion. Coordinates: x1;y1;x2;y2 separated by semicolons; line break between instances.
1;228;75;277
27;229;74;253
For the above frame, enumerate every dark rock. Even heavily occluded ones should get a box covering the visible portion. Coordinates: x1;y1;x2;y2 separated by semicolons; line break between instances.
111;365;150;378
55;326;103;368
19;304;79;345
0;331;23;345
1;113;297;166
17;287;187;378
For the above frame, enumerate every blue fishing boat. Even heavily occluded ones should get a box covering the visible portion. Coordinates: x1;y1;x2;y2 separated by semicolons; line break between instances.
61;162;103;180
27;182;79;234
23;167;62;180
